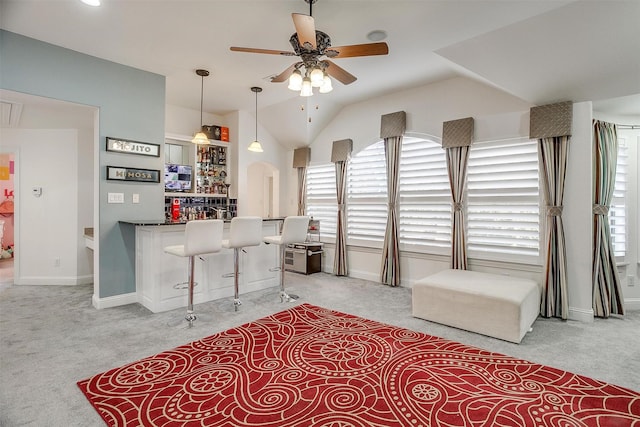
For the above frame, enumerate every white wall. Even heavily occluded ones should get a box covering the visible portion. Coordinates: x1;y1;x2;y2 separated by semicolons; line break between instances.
309;77;533;163
230;109;291;217
1;129;92;285
565;102;594;321
165;104;225;138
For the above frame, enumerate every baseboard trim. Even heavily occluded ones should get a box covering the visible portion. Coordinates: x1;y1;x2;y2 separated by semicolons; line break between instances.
624;298;640;311
92;292;138;310
347;269;380;284
15;275;93;286
568;306;594;322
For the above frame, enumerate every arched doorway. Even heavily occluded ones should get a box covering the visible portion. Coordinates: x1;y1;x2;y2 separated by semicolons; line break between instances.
246;162;279;218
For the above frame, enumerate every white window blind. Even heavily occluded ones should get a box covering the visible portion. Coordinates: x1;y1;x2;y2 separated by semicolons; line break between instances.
467;139;540;260
609;137;627;258
305;164;337;239
347;141;387;245
399;136;451;250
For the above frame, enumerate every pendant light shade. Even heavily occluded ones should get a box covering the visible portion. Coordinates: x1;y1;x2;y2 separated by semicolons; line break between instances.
248;87;264;152
192;69;211;145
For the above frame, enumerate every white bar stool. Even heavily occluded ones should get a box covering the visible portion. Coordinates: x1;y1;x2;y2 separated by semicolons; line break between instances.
263;216;310;302
221;216;263;311
164;219;223;327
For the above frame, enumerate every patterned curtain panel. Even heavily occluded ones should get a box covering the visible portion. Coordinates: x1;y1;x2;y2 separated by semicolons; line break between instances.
380;135;403;286
446;146;470;270
442;117;473;270
538;136;570;319
297;167;307;216
334;161;348;276
293;147;310;216
592;120;625;317
332;139;352;276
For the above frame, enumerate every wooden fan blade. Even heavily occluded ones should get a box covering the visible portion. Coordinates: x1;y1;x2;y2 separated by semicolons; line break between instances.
271;63;298;83
230;46;296;56
325;60;357;85
292;13;316;49
327;42;389;58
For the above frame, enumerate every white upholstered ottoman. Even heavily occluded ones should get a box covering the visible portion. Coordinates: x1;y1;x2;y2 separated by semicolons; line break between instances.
412;269;540;343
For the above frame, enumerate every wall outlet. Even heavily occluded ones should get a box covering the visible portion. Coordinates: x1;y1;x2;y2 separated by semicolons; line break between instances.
628;275;636;287
54;257;60;267
132;193;140;204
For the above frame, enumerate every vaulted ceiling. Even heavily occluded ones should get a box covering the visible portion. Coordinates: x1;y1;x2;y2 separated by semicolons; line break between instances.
1;0;638;147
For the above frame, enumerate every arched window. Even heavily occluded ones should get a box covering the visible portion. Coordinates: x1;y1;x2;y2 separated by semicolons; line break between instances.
346;135;451;251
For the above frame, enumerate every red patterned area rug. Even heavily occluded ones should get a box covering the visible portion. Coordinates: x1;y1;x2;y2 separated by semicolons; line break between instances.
78;303;640;426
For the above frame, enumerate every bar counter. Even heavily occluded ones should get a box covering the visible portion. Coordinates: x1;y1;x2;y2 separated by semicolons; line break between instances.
121;218;284;313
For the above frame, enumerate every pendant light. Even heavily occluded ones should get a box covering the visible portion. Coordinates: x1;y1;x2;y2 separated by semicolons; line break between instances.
191;69;211;145
247;86;264;152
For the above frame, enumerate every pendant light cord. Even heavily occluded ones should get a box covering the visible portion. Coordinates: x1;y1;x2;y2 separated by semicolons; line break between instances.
255;89;258;140
200;75;204;128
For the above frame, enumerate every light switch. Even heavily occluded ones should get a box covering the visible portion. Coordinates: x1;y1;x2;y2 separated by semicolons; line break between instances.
132;193;140;204
108;192;124;203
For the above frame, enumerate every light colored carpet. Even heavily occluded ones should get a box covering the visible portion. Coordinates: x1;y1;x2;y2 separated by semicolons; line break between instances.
1;272;639;426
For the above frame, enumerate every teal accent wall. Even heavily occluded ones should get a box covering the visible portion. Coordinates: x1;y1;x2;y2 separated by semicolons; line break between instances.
0;30;166;298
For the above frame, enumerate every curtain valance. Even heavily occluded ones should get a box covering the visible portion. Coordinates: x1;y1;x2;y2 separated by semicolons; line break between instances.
292;147;310;168
380;111;406;139
442;117;474;148
331;139;353;163
530;101;573;139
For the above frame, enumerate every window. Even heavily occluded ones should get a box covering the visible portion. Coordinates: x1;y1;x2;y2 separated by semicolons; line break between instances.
346;135;451;251
347;141;388;245
399;136;450;251
467;139;540;261
609;137;627;258
305;164;337;239
322;135;543;262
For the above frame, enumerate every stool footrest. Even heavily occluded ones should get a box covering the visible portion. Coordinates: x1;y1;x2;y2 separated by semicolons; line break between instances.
173;281;198;290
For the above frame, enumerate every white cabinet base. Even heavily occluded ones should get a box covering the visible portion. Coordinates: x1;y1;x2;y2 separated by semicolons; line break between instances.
135;222;280;313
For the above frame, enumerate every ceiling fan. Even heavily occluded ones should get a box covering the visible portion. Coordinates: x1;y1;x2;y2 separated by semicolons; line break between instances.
230;0;389;95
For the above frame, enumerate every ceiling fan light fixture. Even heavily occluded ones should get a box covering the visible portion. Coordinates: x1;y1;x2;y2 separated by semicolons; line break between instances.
300;77;313;97
192;69;211;145
319;75;333;93
310;67;324;87
288;70;303;91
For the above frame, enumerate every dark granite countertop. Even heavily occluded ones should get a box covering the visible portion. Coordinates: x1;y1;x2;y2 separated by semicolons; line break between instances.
119;217;285;226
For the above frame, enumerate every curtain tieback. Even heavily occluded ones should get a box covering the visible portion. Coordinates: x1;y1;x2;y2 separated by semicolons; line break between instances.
546;206;563;216
593;204;609;215
337;203;345;212
453;202;463;212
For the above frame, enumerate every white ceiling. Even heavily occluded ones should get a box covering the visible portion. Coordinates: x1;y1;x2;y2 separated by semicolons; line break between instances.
1;0;638;148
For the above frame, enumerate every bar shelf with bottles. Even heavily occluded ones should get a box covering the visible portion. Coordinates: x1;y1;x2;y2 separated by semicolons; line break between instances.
196;145;227;195
164;196;237;222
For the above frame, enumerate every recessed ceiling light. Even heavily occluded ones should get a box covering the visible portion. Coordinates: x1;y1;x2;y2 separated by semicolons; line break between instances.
367;30;387;42
81;0;101;6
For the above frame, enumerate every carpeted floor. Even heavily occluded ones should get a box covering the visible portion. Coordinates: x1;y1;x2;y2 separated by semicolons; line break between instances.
1;272;639;426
